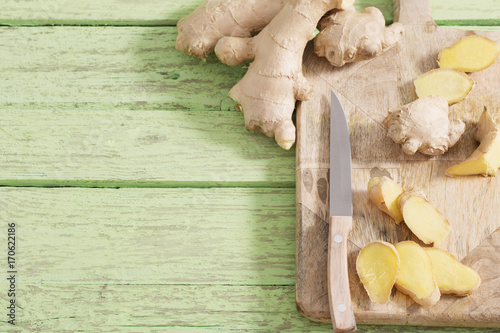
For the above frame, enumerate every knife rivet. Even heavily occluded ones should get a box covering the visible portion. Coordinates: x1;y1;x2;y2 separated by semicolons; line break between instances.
333;234;343;243
337;304;347;313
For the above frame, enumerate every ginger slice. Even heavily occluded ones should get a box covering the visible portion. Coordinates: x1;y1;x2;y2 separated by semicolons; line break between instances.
356;241;400;304
447;109;500;176
394;241;440;306
383;96;465;156
438;35;500;72
424;247;481;296
414;68;474;105
397;191;450;245
367;176;404;224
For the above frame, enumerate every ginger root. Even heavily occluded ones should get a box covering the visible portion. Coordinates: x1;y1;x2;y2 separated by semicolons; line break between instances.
394;241;440;306
397;191;450;245
175;0;285;58
383;96;465;156
424;247;481;296
213;0;353;149
176;0;406;149
314;7;404;67
447;109;500;176
367;176;404;224
356;241;400;304
438;35;500;73
413;68;474;105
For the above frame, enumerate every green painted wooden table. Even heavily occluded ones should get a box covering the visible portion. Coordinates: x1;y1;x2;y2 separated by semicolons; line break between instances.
0;0;498;331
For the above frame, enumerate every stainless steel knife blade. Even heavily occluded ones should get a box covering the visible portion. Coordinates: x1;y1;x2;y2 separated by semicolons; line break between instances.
328;90;356;333
329;90;353;217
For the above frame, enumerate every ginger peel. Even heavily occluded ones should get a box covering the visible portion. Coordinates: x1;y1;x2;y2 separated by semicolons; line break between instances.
314;7;403;67
175;0;286;58
367;176;404;224
424;247;481;296
383;96;465;156
414;68;474;105
438;35;500;73
397;191;450;245
447;109;500;176
394;241;440;306
356;241;400;304
213;0;353;149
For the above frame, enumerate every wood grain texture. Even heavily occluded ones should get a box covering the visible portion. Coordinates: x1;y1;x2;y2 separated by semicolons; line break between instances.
0;0;400;26
296;0;500;327
0;26;245;111
0;187;295;286
1;0;500;26
0;110;294;186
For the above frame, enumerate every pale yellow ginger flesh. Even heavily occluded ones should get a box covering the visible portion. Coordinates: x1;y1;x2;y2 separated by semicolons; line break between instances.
424;247;481;296
414;68;474;105
314;7;403;67
438;35;500;72
356;241;400;304
397;192;450;245
394;241;440;306
214;0;353;149
447;109;500;176
383;96;465;155
367;176;404;224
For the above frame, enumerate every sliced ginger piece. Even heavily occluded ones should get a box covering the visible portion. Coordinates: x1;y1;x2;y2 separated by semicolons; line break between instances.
356;241;400;304
414;68;474;105
424;247;481;296
367;176;404;224
438;35;500;72
397;191;450;245
447;109;500;176
394;241;440;306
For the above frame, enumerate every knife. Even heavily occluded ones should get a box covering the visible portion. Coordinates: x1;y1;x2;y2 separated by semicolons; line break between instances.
328;90;356;332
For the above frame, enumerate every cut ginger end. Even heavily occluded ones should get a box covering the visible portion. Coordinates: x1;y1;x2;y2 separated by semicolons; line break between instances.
438;35;500;72
395;241;440;306
367;176;404;224
414;68;473;105
397;192;450;245
356;241;400;304
447;109;500;177
424;247;481;296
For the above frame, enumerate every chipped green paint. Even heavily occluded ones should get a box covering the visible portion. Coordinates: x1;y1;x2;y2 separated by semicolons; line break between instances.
1;0;500;27
0;110;295;186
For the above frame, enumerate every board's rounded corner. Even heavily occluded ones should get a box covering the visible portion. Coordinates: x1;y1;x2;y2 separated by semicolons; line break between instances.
295;298;331;324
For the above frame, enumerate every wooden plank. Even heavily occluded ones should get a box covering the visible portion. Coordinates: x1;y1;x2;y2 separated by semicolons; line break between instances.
0;0;391;26
0;26;246;111
0;110;295;186
2;284;498;332
0;187;295;285
0;0;499;26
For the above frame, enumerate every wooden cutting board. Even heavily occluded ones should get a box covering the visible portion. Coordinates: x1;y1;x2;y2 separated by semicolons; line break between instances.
295;0;500;327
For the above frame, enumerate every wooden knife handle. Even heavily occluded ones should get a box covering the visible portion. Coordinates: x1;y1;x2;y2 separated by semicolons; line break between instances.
328;216;356;333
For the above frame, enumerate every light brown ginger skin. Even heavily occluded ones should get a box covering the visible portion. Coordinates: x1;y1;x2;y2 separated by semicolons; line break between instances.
314;6;404;67
176;0;285;58
214;0;353;149
383;96;465;155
